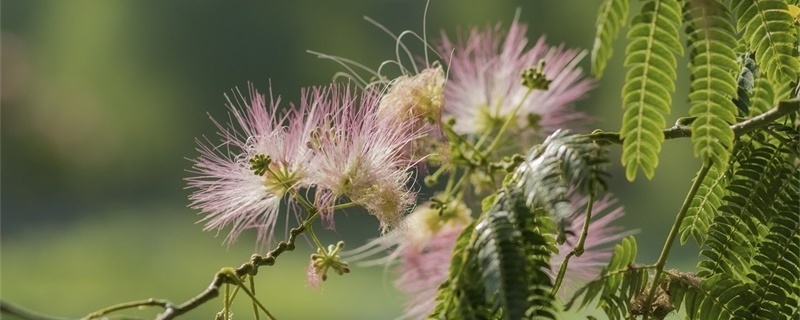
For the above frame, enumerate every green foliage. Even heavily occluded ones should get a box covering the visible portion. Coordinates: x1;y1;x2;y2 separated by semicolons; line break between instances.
566;236;648;320
750;75;777;116
687;127;800;319
678;165;727;245
514;129;609;221
429;190;556;320
591;0;630;77
685;0;739;167
731;0;800;85
431;131;612;319
620;0;683;181
745;162;799;319
666;273;754;319
699;140;787;279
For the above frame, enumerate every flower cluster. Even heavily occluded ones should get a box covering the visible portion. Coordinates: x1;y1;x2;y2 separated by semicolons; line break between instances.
188;82;436;248
187;10;624;316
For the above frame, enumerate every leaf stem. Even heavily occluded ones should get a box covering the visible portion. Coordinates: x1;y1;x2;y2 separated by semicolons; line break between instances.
551;191;596;296
250;275;261;320
583;99;800;144
641;161;712;320
222;268;276;320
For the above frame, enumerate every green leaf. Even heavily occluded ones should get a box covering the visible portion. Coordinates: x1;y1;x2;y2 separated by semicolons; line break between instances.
592;0;631;77
746;160;799;319
685;0;739;167
514;130;609;221
620;0;683;181
731;0;800;85
429;191;556;320
679;165;727;245
667;273;753;319
566;236;647;320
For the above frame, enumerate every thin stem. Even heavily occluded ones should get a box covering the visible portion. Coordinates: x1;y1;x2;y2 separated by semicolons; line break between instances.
641;161;713;320
144;215;313;320
331;202;357;211
222;283;231;320
550;191;596;296
306;225;326;252
550;251;575;296
442;120;484;157
80;298;172;320
483;88;534;156
582;99;800;144
1;301;71;320
250;276;261;320
222;269;276;320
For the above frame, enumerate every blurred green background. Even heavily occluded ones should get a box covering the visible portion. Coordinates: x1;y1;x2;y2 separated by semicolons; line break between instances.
1;1;699;319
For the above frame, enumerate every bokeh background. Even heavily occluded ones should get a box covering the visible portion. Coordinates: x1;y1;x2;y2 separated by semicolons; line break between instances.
2;1;699;319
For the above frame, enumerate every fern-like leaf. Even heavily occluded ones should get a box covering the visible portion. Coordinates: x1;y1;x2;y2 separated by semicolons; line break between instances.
685;0;739;167
514;130;609;221
746;161;799;319
430;191;556;320
679;165;727;245
473;196;531;319
731;0;800;85
620;0;683;181
750;76;776;116
592;0;631;77
698;143;788;279
666;273;753;319
566;236;647;320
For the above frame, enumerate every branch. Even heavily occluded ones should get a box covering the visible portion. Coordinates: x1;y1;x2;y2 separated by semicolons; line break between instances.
154;223;307;320
584;99;800;144
641;161;713;320
80;221;310;320
551;191;596;296
1;301;72;320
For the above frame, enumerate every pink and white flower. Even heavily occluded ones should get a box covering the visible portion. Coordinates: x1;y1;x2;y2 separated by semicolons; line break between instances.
352;194;625;319
187;84;314;248
305;84;420;231
438;15;594;140
346;198;473;320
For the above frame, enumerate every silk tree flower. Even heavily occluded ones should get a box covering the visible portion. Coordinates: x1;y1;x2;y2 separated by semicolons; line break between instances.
376;64;447;162
351;194;624;319
345;198;473;320
187;84;315;248
305;84;420;231
550;194;629;298
377;64;446;125
438;15;594;141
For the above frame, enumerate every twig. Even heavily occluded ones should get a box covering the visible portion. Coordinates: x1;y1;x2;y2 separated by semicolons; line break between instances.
1;301;73;320
583;99;800;144
153;223;308;320
550;191;596;296
79;220;311;320
641;161;713;320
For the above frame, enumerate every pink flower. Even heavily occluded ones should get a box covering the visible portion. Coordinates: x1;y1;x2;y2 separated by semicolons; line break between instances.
346;199;472;320
550;194;629;298
305;84;420;231
350;194;625;319
187;84;314;249
438;15;594;140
